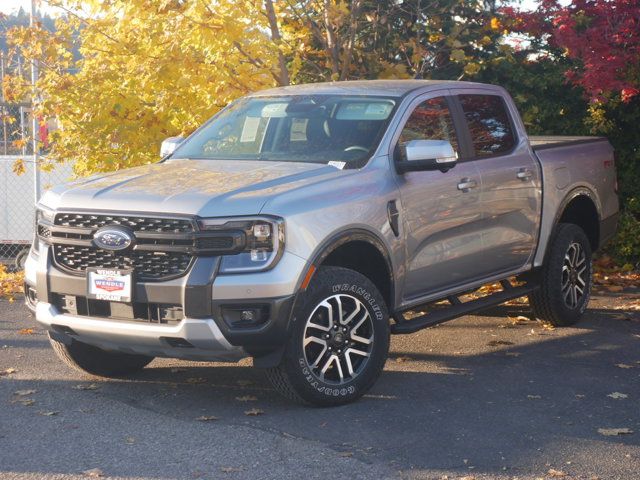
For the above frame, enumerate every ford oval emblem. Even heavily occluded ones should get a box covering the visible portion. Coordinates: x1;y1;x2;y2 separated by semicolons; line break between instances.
93;227;134;251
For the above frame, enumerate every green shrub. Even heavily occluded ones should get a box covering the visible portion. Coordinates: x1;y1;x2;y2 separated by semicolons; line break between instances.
608;197;640;267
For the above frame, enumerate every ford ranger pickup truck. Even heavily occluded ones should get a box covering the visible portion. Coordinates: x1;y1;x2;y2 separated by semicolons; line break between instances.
25;80;619;406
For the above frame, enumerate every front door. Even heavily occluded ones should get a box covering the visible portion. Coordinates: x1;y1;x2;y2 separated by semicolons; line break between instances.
395;94;485;300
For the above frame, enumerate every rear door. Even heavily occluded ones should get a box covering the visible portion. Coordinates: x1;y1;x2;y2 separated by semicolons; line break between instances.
393;92;486;300
450;89;541;274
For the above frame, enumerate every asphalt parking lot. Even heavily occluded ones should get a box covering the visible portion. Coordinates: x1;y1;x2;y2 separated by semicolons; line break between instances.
1;290;639;480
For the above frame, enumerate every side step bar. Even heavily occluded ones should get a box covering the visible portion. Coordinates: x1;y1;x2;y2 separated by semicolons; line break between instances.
391;282;538;335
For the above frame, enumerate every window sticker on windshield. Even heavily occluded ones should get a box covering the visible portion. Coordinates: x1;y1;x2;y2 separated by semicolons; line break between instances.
290;118;308;142
365;102;393;117
240;116;261;142
336;101;394;120
328;161;346;169
261;103;288;118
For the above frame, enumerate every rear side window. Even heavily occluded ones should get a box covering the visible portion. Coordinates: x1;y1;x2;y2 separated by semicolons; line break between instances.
458;94;515;157
399;96;459;155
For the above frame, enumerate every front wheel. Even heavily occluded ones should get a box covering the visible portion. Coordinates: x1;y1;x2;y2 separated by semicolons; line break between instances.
266;267;390;406
49;334;154;377
529;223;593;326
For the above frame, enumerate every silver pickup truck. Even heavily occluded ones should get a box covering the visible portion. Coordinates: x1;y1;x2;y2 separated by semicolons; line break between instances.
25;80;619;406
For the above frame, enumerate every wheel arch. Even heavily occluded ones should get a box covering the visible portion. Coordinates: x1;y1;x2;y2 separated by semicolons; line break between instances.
308;228;396;312
554;188;601;251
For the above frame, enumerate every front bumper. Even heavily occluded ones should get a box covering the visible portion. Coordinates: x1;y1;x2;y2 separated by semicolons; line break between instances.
26;244;307;363
37;301;245;361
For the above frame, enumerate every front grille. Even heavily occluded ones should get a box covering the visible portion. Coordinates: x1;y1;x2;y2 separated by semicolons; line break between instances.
53;245;192;279
50;213;197;281
196;236;235;250
55;213;194;233
41;212;245;281
37;224;51;239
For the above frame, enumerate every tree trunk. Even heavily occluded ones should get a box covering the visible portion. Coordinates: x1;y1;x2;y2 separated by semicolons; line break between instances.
264;0;290;86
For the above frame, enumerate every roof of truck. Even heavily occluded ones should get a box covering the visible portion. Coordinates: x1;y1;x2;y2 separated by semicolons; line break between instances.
249;80;494;98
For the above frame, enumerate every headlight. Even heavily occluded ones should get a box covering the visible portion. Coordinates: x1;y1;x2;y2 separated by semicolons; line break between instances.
198;216;284;273
33;205;55;253
36;205;55;223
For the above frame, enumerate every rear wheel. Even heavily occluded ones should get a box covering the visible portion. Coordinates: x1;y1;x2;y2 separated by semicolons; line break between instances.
529;223;593;326
266;267;390;406
49;334;154;377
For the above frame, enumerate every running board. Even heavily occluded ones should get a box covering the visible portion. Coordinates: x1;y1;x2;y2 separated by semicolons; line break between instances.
391;283;538;335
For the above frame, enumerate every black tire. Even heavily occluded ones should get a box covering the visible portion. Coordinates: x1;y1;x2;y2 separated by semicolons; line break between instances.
266;266;390;407
528;223;593;326
49;333;154;377
14;248;29;270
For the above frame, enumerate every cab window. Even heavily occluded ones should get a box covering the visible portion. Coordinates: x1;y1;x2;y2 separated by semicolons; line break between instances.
398;96;460;156
458;94;516;157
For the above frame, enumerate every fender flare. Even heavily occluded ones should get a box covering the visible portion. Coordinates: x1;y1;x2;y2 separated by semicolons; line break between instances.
535;187;601;267
553;187;602;227
253;228;396;369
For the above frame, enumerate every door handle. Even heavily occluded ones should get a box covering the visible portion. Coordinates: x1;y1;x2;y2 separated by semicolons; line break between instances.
457;178;478;192
517;168;533;181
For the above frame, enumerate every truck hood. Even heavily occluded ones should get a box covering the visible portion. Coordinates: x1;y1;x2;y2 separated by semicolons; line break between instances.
41;159;346;216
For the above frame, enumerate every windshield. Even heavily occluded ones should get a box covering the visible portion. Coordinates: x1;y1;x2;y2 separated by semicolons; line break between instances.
171;95;397;168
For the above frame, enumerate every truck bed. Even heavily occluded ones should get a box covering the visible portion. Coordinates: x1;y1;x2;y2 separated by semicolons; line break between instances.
530;135;618;267
530;136;607;151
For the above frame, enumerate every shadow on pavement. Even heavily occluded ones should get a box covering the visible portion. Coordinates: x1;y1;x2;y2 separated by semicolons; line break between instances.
1;296;639;479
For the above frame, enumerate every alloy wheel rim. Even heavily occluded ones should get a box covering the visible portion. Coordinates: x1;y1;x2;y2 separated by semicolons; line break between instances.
562;241;587;309
302;294;374;385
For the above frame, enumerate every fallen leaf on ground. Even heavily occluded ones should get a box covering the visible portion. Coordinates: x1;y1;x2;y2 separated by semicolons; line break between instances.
38;411;58;416
72;383;99;390
487;340;515;346
1;368;16;376
244;408;264;416
607;392;628;399
186;377;207;384
598;428;633;436
527;395;542;400
124;436;135;445
220;467;243;473
338;451;353;457
575;394;586;399
196;415;219;422
13;398;35;406
395;356;411;363
548;468;568;477
235;395;257;402
82;468;104;477
615;363;634;369
13;389;36;396
18;328;35;335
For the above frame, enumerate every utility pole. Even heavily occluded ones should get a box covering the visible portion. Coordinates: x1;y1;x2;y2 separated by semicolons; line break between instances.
30;0;41;204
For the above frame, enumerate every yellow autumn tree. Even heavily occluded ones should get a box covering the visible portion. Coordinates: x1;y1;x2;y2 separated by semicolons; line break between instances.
7;0;279;175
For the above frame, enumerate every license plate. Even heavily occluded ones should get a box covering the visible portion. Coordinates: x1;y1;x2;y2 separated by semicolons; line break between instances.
87;268;133;302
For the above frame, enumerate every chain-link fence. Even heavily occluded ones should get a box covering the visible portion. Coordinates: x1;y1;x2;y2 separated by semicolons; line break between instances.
0;101;34;156
0;155;73;270
0;22;75;270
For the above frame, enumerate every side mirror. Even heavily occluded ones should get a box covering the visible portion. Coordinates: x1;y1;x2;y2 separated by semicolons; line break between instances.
160;136;184;158
396;139;457;174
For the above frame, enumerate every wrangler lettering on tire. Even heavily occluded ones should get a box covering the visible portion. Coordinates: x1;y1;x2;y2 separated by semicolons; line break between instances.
266;267;390;406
